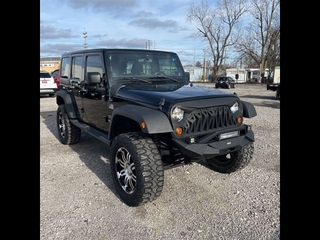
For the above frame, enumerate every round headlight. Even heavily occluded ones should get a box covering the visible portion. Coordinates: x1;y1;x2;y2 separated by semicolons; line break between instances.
172;107;184;122
230;102;239;113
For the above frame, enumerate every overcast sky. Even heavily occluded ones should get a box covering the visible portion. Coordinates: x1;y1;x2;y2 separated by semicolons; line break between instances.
40;0;214;65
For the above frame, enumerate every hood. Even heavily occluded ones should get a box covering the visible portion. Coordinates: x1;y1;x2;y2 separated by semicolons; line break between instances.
115;83;237;108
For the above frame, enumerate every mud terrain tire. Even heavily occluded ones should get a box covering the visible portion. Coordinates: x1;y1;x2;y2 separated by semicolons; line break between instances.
205;143;254;173
110;132;164;207
56;104;81;145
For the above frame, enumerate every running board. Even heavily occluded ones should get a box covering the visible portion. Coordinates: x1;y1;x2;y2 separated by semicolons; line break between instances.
70;119;111;145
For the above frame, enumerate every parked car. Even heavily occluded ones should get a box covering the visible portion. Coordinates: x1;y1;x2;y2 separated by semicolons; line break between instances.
40;71;57;97
266;82;279;91
215;76;236;89
51;69;60;87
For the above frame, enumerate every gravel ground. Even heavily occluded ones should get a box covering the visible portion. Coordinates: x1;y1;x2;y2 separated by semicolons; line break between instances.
40;83;280;240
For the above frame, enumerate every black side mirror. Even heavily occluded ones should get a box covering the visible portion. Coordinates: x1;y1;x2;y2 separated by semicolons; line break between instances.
185;72;190;82
86;72;101;85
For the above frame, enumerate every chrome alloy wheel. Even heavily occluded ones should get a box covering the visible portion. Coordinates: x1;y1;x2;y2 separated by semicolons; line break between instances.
114;147;137;194
58;111;66;138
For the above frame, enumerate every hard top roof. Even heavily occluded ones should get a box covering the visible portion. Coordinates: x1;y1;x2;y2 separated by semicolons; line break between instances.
61;48;176;56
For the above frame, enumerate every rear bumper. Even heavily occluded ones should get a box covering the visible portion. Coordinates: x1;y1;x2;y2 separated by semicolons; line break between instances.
40;88;56;94
171;130;255;160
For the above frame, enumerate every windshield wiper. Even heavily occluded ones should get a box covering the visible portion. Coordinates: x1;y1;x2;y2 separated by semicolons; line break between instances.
115;76;152;84
148;75;179;82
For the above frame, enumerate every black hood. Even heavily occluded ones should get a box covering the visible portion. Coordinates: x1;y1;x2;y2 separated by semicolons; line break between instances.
115;83;237;108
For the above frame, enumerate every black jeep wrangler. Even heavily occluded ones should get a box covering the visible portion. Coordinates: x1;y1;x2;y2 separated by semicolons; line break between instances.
56;48;257;206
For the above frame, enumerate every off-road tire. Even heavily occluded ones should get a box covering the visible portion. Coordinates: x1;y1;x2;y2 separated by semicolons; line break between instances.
276;86;280;100
56;104;81;145
110;132;164;207
205;142;254;173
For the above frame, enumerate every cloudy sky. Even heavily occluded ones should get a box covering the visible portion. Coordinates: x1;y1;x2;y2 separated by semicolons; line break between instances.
40;0;214;65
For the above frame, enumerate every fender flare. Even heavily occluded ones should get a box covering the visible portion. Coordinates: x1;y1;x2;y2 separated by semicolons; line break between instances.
241;100;257;118
56;90;80;119
111;105;173;134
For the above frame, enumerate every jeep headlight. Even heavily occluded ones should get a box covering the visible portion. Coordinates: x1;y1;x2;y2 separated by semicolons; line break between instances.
172;107;184;122
230;102;239;113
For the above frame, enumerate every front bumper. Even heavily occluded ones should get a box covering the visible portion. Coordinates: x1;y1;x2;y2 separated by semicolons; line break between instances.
171;129;254;160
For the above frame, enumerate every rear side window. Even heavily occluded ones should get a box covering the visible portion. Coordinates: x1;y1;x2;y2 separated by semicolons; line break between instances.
40;72;51;78
60;57;70;78
71;56;83;79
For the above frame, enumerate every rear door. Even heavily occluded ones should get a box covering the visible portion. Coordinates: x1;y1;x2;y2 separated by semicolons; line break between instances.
60;54;85;120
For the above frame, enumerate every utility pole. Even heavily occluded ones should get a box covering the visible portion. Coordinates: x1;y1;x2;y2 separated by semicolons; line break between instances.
83;28;88;49
146;40;152;50
202;49;206;82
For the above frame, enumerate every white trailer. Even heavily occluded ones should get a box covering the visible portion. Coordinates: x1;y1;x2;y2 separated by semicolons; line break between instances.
225;68;246;83
267;66;280;92
273;66;280;83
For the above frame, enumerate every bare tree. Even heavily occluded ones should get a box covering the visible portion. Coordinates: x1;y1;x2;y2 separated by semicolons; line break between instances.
187;0;248;81
195;61;202;67
235;0;280;82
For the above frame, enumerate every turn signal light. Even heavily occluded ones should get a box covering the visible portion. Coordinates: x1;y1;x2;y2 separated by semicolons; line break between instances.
175;127;183;135
140;122;146;129
236;117;243;124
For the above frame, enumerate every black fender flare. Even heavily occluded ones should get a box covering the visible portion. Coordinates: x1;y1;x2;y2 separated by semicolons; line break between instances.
110;105;173;134
56;90;80;119
241;100;257;118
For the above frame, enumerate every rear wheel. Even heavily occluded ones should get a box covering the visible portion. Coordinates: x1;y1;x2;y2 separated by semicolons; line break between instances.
110;132;164;207
56;104;81;145
276;86;280;100
205;143;254;173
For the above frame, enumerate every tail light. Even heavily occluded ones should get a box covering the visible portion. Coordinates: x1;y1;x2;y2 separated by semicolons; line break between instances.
54;70;61;88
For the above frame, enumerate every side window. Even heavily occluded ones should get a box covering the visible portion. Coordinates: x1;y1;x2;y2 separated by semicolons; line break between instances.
86;55;103;76
71;56;83;79
60;57;70;78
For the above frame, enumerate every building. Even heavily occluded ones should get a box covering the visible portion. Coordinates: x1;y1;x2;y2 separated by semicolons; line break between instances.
40;57;61;73
225;68;247;83
184;66;204;82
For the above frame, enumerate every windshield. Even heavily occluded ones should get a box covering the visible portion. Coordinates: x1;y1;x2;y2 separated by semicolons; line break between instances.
105;51;185;84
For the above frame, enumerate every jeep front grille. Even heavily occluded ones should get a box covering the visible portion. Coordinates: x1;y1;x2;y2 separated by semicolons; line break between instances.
184;106;236;134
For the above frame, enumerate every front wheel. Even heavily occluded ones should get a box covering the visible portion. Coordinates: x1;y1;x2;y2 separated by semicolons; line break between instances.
205;143;254;173
56;104;81;145
110;132;164;206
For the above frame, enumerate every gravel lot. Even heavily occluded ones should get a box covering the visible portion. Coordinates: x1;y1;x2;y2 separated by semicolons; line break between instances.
40;83;280;240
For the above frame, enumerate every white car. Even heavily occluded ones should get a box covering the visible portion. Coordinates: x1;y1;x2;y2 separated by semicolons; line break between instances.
40;71;57;97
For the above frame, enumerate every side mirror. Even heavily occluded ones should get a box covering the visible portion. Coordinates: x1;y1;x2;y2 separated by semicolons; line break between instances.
185;71;190;82
86;72;101;85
